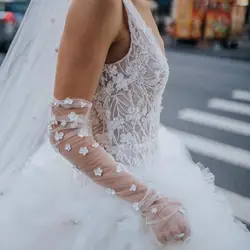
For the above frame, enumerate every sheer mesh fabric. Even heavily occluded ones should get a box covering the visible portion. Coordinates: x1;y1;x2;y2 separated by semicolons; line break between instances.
49;98;189;244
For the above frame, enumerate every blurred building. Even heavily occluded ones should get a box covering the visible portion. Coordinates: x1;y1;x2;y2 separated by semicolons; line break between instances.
156;0;172;15
156;0;249;47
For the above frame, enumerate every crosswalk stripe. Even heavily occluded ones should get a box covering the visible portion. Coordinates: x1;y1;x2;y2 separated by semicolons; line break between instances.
166;127;250;170
178;109;250;136
221;188;250;224
208;98;250;116
232;90;250;102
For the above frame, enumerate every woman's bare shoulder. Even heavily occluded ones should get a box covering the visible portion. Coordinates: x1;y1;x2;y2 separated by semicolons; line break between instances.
65;0;123;38
70;0;122;19
55;0;124;100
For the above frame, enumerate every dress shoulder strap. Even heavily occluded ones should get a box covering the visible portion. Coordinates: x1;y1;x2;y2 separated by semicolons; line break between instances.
122;0;167;59
122;0;148;34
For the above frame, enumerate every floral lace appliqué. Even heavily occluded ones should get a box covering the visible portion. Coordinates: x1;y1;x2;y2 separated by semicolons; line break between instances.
91;1;169;169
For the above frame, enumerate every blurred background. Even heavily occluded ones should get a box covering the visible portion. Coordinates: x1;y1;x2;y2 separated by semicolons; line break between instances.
0;0;29;53
0;0;249;230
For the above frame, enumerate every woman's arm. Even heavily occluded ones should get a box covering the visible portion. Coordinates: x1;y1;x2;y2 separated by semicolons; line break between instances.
53;0;148;208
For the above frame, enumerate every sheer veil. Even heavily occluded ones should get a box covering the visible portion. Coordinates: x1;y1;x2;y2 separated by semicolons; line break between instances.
0;0;69;191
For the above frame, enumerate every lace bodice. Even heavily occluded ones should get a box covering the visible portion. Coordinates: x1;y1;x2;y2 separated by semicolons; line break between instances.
91;0;169;169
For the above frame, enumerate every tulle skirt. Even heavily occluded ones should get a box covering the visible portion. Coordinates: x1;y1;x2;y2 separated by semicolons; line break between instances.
0;126;249;250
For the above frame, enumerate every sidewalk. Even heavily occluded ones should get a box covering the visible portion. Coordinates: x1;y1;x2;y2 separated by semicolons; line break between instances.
163;36;250;62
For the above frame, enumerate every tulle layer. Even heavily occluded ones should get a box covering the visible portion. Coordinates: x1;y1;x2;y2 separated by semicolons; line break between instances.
0;127;249;250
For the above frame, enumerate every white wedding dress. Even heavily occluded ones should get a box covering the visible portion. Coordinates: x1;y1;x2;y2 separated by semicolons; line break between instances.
0;0;249;249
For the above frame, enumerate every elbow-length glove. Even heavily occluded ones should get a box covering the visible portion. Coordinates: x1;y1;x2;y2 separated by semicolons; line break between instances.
49;97;190;244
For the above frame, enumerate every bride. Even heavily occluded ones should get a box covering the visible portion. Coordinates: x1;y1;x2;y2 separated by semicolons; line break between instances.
0;0;249;249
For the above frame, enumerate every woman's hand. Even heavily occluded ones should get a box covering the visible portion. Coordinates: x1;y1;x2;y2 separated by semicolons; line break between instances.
149;199;190;244
139;191;190;245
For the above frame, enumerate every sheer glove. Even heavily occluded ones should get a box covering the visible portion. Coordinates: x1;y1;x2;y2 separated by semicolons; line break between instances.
49;97;190;244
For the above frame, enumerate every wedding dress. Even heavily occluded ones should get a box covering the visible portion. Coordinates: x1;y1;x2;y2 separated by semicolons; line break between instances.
0;0;249;249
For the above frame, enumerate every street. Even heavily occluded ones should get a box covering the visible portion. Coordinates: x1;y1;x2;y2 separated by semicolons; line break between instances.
162;51;250;228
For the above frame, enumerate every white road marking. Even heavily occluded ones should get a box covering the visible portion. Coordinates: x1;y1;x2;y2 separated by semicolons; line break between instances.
232;90;250;102
166;127;250;170
221;188;250;225
178;109;250;136
208;98;250;116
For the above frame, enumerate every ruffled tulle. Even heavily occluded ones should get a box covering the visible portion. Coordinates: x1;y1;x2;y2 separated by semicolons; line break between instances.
0;126;249;250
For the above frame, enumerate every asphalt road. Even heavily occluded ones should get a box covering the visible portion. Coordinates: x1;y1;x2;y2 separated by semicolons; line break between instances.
162;51;250;227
